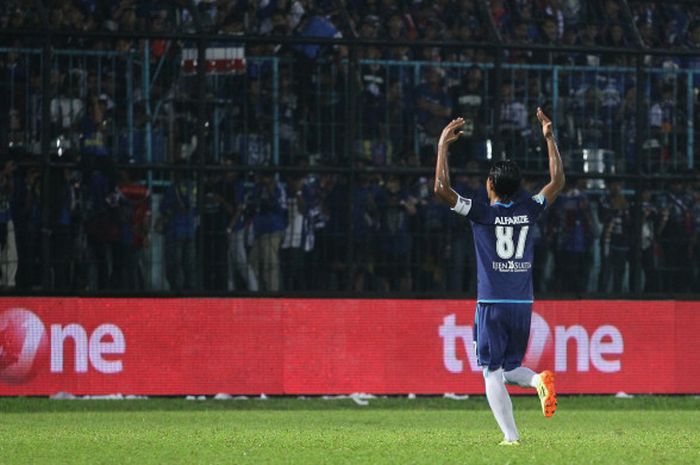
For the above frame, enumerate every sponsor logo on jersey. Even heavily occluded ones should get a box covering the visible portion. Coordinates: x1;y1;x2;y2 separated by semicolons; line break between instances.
492;260;532;272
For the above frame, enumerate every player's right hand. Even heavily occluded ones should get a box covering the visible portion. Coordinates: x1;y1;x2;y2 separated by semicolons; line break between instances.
438;117;465;147
536;107;553;140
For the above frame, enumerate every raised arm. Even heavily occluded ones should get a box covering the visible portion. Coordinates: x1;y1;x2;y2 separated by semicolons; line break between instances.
536;107;565;206
433;117;465;207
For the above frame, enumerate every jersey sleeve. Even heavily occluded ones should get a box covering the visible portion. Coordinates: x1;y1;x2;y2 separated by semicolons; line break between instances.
526;193;548;221
451;195;490;223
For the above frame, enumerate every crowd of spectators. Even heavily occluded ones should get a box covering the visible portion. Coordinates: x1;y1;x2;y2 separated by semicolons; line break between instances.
0;0;698;294
4;0;697;169
0;153;698;295
2;0;699;61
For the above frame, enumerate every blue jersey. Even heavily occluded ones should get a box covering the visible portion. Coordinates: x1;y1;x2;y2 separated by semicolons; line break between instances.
451;194;547;302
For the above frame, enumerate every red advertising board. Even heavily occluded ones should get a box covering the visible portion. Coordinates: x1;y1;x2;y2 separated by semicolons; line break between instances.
0;298;698;395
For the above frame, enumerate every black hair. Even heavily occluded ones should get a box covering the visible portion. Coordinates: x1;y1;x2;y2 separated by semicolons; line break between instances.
488;160;521;201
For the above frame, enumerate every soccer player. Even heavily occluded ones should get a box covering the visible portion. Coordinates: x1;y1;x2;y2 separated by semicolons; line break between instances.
433;108;565;445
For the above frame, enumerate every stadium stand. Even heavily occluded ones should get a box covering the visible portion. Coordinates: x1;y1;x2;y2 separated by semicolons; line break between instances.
0;0;697;295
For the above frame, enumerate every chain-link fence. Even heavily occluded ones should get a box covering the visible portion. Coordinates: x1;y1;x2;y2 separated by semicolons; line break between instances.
0;15;698;297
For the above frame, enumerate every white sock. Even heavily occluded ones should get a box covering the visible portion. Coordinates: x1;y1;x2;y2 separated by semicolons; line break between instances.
504;366;540;388
484;368;519;442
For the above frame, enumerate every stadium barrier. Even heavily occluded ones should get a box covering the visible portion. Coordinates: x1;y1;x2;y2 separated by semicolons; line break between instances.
0;298;698;396
1;45;697;171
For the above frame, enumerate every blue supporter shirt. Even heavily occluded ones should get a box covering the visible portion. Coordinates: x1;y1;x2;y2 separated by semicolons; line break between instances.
252;181;287;237
295;16;341;59
451;194;547;302
160;181;198;240
81;118;109;158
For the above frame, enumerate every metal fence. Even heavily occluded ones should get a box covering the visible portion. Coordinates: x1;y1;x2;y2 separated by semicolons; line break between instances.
0;32;698;297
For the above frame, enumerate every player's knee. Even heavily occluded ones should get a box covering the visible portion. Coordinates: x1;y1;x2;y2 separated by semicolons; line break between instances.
483;367;504;381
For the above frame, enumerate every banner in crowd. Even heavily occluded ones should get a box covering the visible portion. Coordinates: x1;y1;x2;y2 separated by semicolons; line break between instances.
0;298;698;395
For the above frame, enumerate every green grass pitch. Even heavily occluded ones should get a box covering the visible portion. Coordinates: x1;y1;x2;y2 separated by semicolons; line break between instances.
1;396;698;465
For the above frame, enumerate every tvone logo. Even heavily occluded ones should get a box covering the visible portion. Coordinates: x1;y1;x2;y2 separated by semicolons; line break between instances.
0;308;125;384
439;312;623;374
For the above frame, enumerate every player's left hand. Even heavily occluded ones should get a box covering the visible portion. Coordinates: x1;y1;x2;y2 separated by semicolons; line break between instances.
438;117;465;147
536;107;553;139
